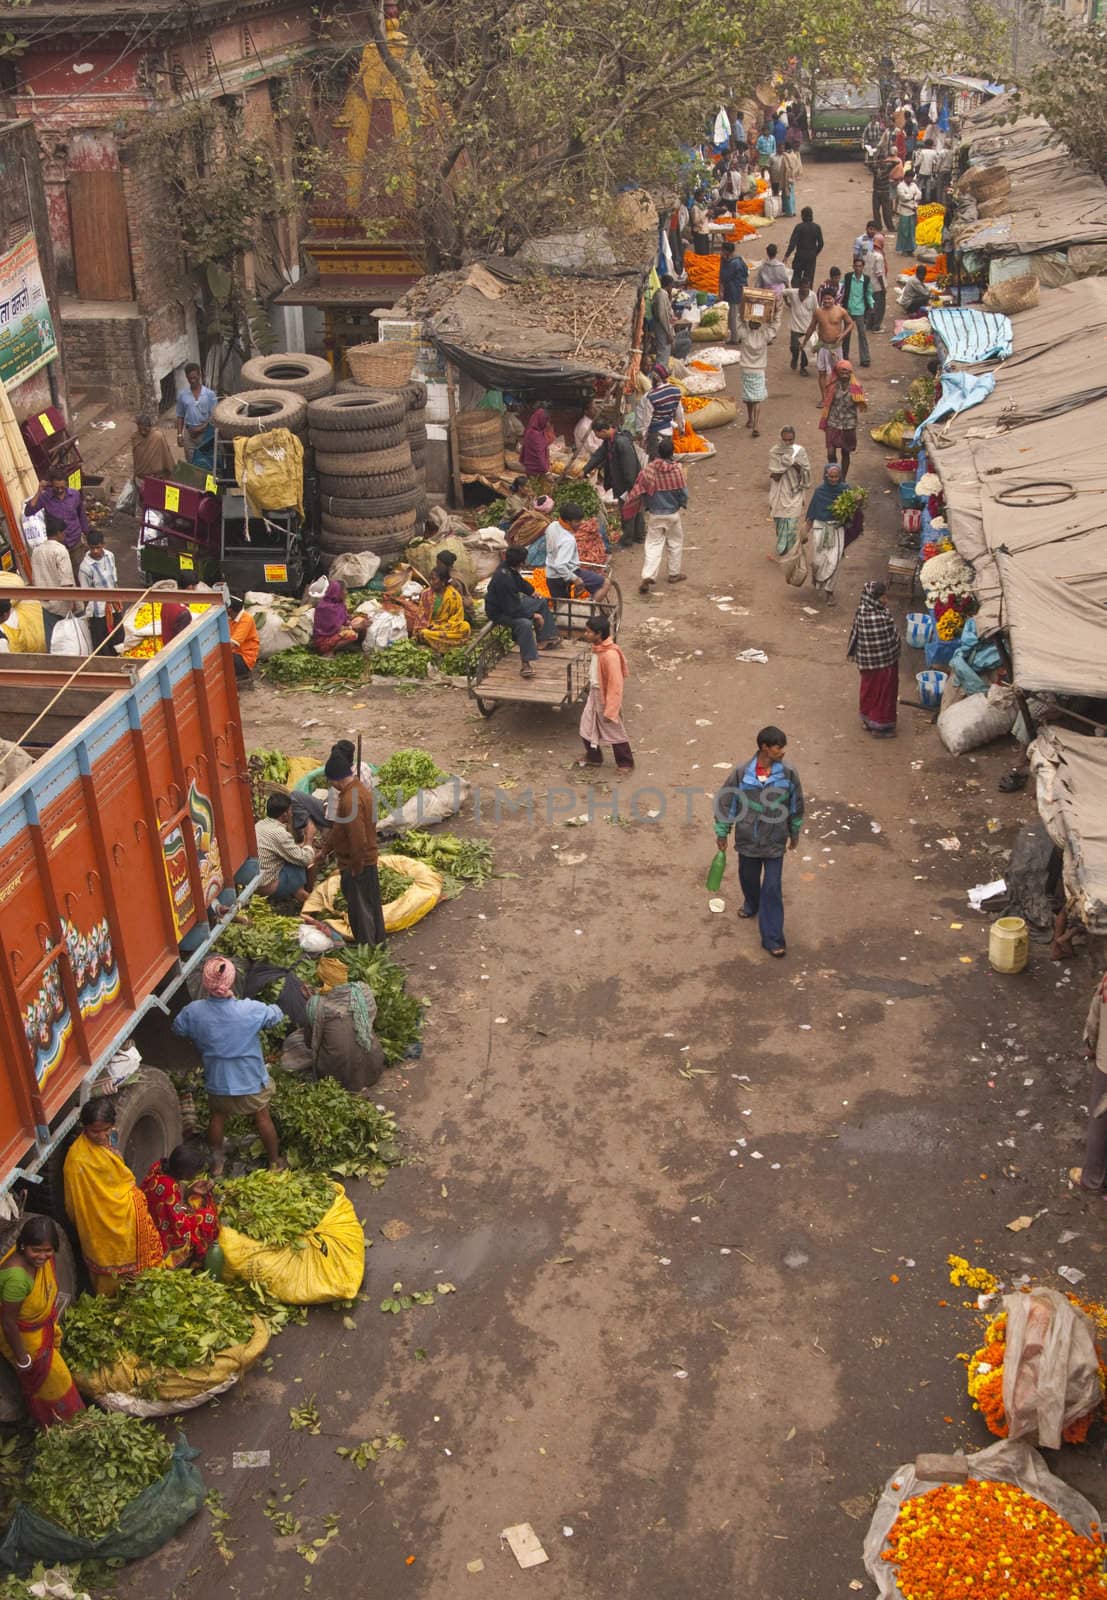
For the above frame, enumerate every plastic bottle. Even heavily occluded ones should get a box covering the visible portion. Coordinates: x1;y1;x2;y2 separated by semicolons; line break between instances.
705;850;726;893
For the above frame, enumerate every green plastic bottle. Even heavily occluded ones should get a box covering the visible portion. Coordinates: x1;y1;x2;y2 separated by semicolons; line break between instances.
705;849;726;893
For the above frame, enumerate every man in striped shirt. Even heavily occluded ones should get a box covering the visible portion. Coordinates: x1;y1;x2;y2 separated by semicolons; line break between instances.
644;366;685;459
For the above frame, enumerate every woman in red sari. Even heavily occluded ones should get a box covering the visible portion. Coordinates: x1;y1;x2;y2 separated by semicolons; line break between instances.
0;1215;83;1427
141;1142;220;1269
847;580;901;737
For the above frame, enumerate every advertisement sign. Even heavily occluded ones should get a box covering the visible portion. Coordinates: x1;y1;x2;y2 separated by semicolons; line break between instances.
0;233;58;389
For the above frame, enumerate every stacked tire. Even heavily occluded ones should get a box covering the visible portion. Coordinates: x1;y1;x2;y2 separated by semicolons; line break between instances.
239;352;335;402
212;389;308;440
337;378;428;517
308;390;419;563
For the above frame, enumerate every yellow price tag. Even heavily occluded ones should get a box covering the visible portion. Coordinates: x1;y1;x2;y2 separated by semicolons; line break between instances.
0;553;12;571
263;564;288;584
178;554;194;571
37;412;54;437
163;485;180;513
68;470;81;490
204;474;216;493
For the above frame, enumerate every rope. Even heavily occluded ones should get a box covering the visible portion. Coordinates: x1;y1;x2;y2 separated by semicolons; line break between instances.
992;479;1078;508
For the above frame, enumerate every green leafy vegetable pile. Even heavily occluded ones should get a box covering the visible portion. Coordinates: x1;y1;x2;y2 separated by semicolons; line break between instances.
394;829;493;887
552;478;602;520
366;639;433;679
214;902;423;1062
64;1270;254;1375
251;750;290;784
262;647;366;689
24;1412;172;1539
270;1075;399;1180
216;1169;334;1248
374;748;447;808
376;863;412;904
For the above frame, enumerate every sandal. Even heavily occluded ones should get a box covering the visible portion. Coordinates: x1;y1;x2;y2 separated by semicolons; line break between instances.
667;573;687;585
638;579;653;595
768;947;787;959
738;906;756;919
520;663;535;679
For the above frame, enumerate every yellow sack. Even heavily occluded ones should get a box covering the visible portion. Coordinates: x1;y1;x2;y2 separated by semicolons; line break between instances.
690;396;738;430
0;573;45;654
302;857;442;937
74;1316;270;1416
232;428;305;517
871;419;908;450
219;1183;365;1304
285;756;321;789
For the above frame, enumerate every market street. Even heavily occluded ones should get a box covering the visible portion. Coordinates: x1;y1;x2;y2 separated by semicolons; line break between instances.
121;157;1102;1599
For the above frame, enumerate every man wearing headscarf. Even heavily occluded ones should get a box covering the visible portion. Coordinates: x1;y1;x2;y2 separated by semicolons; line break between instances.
325;752;386;947
171;957;285;1175
767;426;811;560
847;580;901;736
804;462;849;605
819;360;866;479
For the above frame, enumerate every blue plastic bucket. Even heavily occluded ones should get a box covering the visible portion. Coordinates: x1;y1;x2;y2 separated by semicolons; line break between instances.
916;670;947;708
906;612;935;649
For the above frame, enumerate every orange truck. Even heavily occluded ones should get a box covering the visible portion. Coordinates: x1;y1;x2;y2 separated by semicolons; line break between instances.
0;597;258;1206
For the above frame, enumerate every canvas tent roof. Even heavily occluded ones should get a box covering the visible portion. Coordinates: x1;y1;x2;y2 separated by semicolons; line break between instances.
954;98;1107;258
924;280;1107;671
1031;726;1107;934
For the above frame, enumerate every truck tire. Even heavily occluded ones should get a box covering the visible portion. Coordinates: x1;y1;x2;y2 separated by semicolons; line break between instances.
313;443;413;477
113;1067;183;1182
320;487;420;518
239;353;335;401
308;422;406;454
307;391;405;432
214;391;307;438
318;468;418;499
320;529;413;562
321;508;417;540
338;378;427;411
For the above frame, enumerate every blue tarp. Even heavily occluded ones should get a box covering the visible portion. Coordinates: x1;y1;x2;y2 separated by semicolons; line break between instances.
915;369;997;437
929;307;1013;364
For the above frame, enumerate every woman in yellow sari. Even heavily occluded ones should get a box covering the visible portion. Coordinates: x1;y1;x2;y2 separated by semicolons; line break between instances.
63;1097;164;1296
393;568;470;655
0;1215;83;1427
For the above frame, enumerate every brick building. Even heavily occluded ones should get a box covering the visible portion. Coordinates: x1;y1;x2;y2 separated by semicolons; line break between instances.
6;0;356;413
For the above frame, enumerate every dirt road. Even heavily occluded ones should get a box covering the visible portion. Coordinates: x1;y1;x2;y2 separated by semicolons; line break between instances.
121;157;1104;1599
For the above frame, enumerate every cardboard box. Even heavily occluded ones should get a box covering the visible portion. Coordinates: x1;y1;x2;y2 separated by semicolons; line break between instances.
742;287;777;323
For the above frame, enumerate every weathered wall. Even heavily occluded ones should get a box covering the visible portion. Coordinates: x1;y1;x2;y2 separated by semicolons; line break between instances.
0;118;67;420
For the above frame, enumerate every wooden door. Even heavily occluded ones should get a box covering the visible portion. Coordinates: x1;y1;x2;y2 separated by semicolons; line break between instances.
67;169;133;301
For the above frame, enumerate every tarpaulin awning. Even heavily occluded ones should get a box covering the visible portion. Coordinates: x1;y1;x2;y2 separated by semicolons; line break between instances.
924;279;1107;642
953;99;1107;258
1031;725;1107;934
995;550;1107;696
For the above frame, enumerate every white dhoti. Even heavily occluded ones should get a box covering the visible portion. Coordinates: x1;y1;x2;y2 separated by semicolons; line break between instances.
810;519;844;594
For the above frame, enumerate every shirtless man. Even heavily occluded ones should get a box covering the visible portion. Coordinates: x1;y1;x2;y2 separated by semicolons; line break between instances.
804;290;855;409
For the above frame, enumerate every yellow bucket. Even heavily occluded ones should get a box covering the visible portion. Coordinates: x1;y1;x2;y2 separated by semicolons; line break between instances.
989;916;1028;975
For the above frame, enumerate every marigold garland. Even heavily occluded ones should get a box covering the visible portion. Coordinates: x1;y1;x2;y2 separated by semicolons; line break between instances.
672;421;710;455
966;1309;1106;1444
881;1479;1107;1600
947;1255;998;1294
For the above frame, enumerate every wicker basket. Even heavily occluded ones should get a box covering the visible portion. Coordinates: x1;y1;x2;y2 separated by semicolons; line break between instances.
346;341;417;387
886;459;917;486
983;274;1039;315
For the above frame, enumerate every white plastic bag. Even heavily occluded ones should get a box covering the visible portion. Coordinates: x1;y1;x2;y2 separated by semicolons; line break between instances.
681;366;728;395
692;345;741;368
365;611;407;651
863;1438;1103;1598
49;616;92;656
376;777;470;837
938;682;1017;755
1002;1287;1101;1449
253;608;307;660
329;550;381;588
306;574;330;601
21;507;46;550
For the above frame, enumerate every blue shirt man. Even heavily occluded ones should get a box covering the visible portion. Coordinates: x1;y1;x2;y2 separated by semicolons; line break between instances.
171;994;284;1099
175;363;218;462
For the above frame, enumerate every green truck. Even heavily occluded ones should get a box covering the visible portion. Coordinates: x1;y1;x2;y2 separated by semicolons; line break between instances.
809;80;882;153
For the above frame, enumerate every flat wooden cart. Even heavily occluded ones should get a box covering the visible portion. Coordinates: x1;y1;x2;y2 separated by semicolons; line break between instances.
466;567;622;720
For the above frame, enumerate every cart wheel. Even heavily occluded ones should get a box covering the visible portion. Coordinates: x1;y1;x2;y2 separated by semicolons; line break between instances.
607;580;624;638
475;697;499;719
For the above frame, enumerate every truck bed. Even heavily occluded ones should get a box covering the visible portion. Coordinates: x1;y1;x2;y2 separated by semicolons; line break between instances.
0;604;257;1186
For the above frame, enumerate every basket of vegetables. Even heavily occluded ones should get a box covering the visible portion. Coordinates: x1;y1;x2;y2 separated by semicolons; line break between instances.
0;1412;204;1573
216;1169;366;1304
63;1269;268;1415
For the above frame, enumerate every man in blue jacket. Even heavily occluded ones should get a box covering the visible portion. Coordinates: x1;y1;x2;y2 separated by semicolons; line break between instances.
713;725;805;958
720;241;749;346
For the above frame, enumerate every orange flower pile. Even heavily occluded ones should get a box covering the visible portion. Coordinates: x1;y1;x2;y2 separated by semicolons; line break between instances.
967;1310;1106;1443
881;1479;1107;1600
925;253;949;283
688;360;721;374
672;421;710;455
681;395;711;413
712;214;759;242
682;252;720;293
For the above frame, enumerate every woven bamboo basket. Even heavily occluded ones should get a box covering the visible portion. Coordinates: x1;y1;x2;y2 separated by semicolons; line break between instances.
346;341;417;387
